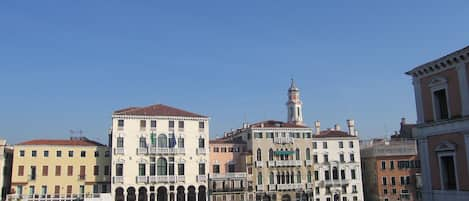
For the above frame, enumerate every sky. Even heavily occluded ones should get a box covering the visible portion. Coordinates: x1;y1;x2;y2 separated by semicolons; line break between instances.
1;1;469;144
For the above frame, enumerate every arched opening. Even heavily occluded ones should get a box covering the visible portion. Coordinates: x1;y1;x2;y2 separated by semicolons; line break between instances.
138;187;148;201
281;194;291;201
198;186;206;201
257;148;262;161
306;148;310;160
127;187;136;201
176;186;185;201
115;187;124;201
187;186;196;201
157;157;167;175
295;148;300;160
269;149;273;161
150;193;155;201
157;187;167;201
158;134;168;148
262;194;271;201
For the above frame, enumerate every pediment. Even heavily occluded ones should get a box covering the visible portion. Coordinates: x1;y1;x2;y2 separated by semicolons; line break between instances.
428;76;448;88
435;141;456;152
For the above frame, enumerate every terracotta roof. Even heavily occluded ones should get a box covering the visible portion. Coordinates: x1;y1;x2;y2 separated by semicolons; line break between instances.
210;138;247;144
18;137;105;146
314;130;354;138
113;104;207;118
249;120;308;128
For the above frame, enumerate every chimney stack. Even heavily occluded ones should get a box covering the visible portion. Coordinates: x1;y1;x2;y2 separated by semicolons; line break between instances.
347;119;355;136
314;120;321;135
334;124;341;131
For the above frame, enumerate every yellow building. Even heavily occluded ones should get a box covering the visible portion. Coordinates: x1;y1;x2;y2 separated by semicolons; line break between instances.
10;137;110;199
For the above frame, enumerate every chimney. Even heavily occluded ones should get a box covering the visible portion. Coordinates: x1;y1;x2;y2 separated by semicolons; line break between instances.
314;120;321;135
260;123;264;128
334;124;341;131
347;119;355;136
401;117;406;126
242;122;249;129
354;130;359;136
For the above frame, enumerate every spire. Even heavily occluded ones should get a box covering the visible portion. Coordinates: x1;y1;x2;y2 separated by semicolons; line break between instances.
289;78;299;91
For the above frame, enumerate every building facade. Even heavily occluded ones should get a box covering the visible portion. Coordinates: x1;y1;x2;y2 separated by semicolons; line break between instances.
311;122;364;201
406;45;469;201
360;139;421;201
1;139;13;201
9;137;111;200
110;104;209;201
208;138;248;201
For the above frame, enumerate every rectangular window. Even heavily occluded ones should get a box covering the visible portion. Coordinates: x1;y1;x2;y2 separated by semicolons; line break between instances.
324;154;329;163
80;151;86;157
254;132;263;139
168;163;174;175
32;150;37;157
199;163;205;175
116;164;123;176
68;151;73;157
341;169;346;180
104;166;110;176
94;166;99;176
351;169;356;179
67;166;73;176
44;151;49;157
325;170;330;180
382;177;387;185
94;151;99;157
390;161;394;169
391;177;396;185
178;137;184;148
323;142;328;149
339;141;343;148
41;185;47;195
30;166;36;180
213;147;219;152
80;166;85;178
169;121;174;128
56;151;62;157
93;184;99;194
140;120;146;129
314;171;319;180
349;141;354;148
118;119;124;127
228;164;235;172
101;184;107;193
221;147;227;152
178;164;184;175
178;121;184;128
55;185;60;196
350;153;355;162
29;186;35;195
398;160;410;169
151;120;157;128
42;166;48;176
433;89;449;120
381;161;386;169
66;185;72;195
20;150;25;157
117;137;124;148
213;165;220;174
440;155;456;189
312;142;317;149
18;165;24;176
199;121;204;129
55;166;61;176
139;164;146;176
340;154;344;162
313;155;318;163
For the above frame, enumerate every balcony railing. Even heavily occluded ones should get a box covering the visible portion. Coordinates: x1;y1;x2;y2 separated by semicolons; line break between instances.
177;175;185;182
324;179;349;186
136;176;147;183
197;175;207;182
148;147;185;155
137;147;148;155
196;148;206;155
268;184;276;191
210;172;247;179
276;183;303;190
272;160;302;167
273;137;294;144
306;183;313;189
256;185;264;191
78;175;85;180
113;176;124;184
255;161;263;168
305;160;313;166
114;147;124;155
148;175;178;183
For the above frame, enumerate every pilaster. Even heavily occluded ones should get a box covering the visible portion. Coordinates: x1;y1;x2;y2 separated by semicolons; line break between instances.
456;63;469;116
413;77;425;124
418;138;433;201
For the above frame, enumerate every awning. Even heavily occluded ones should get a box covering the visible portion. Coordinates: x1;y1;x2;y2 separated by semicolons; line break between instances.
274;150;295;155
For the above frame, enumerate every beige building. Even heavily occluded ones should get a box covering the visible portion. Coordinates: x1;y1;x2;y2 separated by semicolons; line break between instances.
1;139;13;201
406;45;469;201
9;137;111;200
110;104;209;201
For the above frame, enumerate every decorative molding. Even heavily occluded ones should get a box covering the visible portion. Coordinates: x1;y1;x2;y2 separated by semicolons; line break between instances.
406;46;469;78
434;141;456;152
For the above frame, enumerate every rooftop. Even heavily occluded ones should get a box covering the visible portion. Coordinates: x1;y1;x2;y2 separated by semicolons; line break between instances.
249;120;309;128
313;130;354;138
113;104;207;118
17;137;105;147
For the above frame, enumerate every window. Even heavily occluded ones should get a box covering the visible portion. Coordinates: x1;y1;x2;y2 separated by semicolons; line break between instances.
94;166;99;176
315;187;320;194
67;185;72;195
41;185;47;195
105;151;110;157
117;137;124;148
20;150;25;157
178;137;184;148
140;120;146;129
307;171;312;182
349;141;354;148
325;170;330;180
104;166;110;175
42;166;48;176
139;137;147;148
32;150;37;157
198;137;205;148
228;164;235;172
55;166;61;176
323;142;328;149
312;142;317;149
221;147;227;152
169;121;174;128
199;163;205;175
267;132;274;138
44;151;49;157
339;154;345;162
384;189;388;194
324;154;329;163
406;176;411;185
116;164;123;176
94;151;99;157
306;148;310;160
352;185;357;193
254;132;263;138
390;161;394;169
178;121;184;129
258;173;262;185
398;160;410;169
55;185;60;196
199;121;204;129
158;134;168;148
151;120;157;128
350;153;355;162
178;164;184;175
332;167;338;180
29;186;35;195
30;166;36;180
101;184;107;193
392;188;396;194
339;141;343;148
139;164;146;176
213;165;220;174
68;151;73;157
297;171;301;182
313;155;318;163
157;158;167;175
295;149;300;160
80;151;86;157
257;149;262;161
168;161;174;175
342;186;347;194
314;171;319;180
382;177;387;185
391;177;396;185
268;149;273;161
440;155;456;190
117;119;124;128
381;161;386;169
433;89;449;120
341;169;346;180
213;147;219;152
67;166;73;176
18;165;24;176
93;184;99;194
351;169;356;179
228;147;234;152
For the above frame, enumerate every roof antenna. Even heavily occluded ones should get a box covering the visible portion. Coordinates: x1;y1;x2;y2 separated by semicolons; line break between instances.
69;129;84;140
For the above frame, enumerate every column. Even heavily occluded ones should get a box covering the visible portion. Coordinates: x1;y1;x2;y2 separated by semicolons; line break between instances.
195;190;198;201
124;192;127;201
413;77;425;124
185;190;188;201
418;138;433;201
456;63;469;115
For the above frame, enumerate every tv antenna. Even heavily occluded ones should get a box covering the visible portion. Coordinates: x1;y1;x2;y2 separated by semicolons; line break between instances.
69;129;84;138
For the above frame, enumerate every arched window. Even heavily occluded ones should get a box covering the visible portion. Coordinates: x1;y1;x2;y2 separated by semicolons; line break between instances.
307;171;312;183
258;173;262;185
269;172;274;184
158;134;167;148
286;172;290;184
257;149;262;161
296;171;301;183
157;158;167;175
295;148;300;160
306;148;310;160
269;149;273;161
280;149;284;160
333;167;338;180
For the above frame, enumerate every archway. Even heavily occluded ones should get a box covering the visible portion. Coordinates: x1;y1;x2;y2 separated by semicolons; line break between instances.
198;186;206;201
187;186;196;201
127;187;136;201
138;187;148;201
115;187;124;201
281;194;291;201
176;186;185;201
157;187;167;201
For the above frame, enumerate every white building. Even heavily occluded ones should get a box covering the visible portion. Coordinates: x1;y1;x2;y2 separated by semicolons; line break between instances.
311;121;364;201
110;104;209;201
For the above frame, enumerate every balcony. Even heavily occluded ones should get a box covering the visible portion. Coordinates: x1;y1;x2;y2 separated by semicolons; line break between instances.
273;137;294;144
78;175;86;180
306;183;313;189
305;160;313;166
255;161;263;168
268;184;276;191
196;148;206;155
276;183;303;190
256;185;264;191
273;160;302;167
148;175;178;183
267;161;275;167
210;172;247;179
136;176;147;183
114;147;124;155
197;175;207;182
324;179;349;186
177;175;185;182
113;176;124;184
148;147;185;155
137;147;148;155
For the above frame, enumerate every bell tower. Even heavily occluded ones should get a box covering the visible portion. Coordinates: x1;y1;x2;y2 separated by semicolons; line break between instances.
286;79;304;125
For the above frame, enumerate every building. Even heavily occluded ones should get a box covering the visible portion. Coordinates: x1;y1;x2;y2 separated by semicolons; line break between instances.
9;137;111;200
311;122;364;201
110;104;209;201
360;139;422;201
0;139;13;201
406;45;469;201
208;138;248;201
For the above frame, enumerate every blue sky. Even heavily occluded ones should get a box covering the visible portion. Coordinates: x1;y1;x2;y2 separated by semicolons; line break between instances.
1;1;468;144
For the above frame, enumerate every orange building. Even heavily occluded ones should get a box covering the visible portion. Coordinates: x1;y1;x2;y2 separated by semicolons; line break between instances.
406;45;469;201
